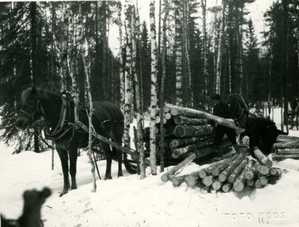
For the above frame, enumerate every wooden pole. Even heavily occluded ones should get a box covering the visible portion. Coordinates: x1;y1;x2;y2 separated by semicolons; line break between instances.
165;103;244;134
161;153;196;182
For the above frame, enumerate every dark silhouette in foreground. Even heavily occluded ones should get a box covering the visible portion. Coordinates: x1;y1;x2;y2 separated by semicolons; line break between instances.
1;187;51;227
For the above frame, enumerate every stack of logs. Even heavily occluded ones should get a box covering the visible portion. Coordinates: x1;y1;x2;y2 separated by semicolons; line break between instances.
157;103;235;161
272;135;299;161
161;146;283;194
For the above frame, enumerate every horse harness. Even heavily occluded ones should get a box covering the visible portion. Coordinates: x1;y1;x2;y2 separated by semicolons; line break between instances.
43;93;77;148
40;93;121;150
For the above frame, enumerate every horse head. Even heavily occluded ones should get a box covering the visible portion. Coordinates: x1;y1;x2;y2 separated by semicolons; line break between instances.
16;87;46;130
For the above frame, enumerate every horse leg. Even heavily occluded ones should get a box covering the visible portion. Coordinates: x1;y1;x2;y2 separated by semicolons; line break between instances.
112;146;123;177
112;126;124;177
69;147;78;190
56;147;70;196
103;143;112;180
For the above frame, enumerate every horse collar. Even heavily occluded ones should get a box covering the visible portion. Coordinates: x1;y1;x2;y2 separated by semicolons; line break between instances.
44;94;69;138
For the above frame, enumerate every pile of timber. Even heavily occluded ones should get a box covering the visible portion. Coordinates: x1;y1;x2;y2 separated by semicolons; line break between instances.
272;135;299;161
161;146;283;194
158;103;222;161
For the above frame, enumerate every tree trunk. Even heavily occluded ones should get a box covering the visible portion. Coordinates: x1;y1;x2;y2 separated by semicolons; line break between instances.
118;2;125;114
236;4;244;95
30;2;40;153
215;1;225;95
67;9;79;123
201;0;208;101
81;39;97;192
159;0;170;172
132;5;146;179
174;4;183;106
182;0;193;106
149;0;158;175
123;3;133;151
282;0;289;133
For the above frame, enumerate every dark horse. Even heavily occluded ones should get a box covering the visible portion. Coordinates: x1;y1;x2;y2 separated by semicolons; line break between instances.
16;87;135;196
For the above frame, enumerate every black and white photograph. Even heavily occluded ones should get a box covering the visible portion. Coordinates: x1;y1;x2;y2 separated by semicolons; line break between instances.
0;0;299;226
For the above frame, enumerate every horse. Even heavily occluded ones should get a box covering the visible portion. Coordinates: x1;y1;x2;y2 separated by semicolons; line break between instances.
1;187;51;227
16;87;136;196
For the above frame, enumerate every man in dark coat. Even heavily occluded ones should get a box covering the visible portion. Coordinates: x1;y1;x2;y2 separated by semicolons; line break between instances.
211;94;237;145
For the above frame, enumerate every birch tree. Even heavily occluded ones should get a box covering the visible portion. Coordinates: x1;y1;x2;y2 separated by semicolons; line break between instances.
131;4;146;178
149;0;158;175
81;38;97;192
174;2;183;106
123;2;133;151
214;2;225;95
117;2;125;114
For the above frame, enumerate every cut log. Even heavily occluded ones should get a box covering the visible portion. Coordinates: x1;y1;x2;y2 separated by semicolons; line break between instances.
160;153;197;182
259;176;268;187
273;140;299;149
171;146;189;159
210;157;236;177
165;112;172;120
254;162;270;176
212;180;222;191
193;142;235;161
276;135;299;143
155;116;167;124
218;152;246;182
252;147;272;167
228;159;248;183
272;153;299;161
254;179;263;188
270;167;282;177
198;169;208;179
268;167;282;184
244;168;255;181
221;183;232;193
165;103;244;134
232;161;249;192
173;125;213;138
169;175;185;187
275;148;299;154
169;136;212;149
184;174;199;188
198;181;212;192
202;175;213;187
173;116;209;125
175;143;225;161
246;179;255;187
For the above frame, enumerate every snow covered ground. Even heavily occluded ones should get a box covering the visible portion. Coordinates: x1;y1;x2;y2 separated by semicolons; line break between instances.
1;109;299;227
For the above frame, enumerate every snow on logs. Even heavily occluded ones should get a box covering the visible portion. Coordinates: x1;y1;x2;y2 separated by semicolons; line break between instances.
161;145;283;194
